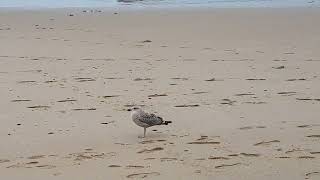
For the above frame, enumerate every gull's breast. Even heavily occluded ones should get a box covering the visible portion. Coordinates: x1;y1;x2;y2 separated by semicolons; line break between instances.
131;111;150;128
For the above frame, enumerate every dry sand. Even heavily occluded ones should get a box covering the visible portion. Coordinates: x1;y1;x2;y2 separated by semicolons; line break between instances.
0;7;320;180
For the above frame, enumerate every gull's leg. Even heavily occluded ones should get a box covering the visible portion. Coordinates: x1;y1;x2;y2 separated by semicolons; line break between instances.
138;127;146;138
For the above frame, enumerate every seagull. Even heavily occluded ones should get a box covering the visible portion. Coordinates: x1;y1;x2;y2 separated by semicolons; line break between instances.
128;107;172;138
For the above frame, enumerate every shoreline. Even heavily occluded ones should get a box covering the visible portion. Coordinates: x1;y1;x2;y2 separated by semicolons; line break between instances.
0;6;319;14
0;3;319;12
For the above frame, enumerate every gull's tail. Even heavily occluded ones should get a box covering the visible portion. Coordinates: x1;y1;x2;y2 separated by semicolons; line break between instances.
162;121;172;125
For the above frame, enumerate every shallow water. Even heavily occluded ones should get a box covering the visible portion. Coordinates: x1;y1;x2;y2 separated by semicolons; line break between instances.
0;0;319;8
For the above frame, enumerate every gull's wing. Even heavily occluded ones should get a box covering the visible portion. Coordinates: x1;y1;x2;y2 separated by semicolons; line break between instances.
139;112;164;126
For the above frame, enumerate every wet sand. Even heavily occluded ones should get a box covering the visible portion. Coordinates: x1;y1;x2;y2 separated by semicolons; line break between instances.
0;8;320;180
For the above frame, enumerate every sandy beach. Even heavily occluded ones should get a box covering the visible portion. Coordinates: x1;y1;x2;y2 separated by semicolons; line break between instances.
0;7;320;179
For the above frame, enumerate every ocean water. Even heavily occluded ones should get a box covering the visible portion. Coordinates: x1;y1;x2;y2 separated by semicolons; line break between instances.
0;0;318;8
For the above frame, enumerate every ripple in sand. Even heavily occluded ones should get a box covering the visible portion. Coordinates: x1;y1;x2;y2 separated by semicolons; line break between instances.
171;77;188;80
44;80;58;83
126;165;145;169
276;156;291;159
310;152;320;154
69;152;106;161
244;101;267;104
298;156;315;159
127;172;160;178
286;78;306;81
27;105;50;109
234;93;255;96
148;94;168;97
208;156;229;160
246;78;266;81
74;77;96;82
139;140;166;144
205;78;223;81
239;126;254;130
102;95;120;98
17;80;36;84
254;140;280;146
273;65;285;69
140;40;152;43
72;108;96;111
174;104;199;108
306;135;320;138
192;91;209;94
124;104;145;108
306;171;319;179
134;78;153;81
277;91;296;96
26;161;39;165
220;99;236;105
27;155;45;159
239;153;260;157
297;125;312;128
160;157;178;162
215;163;241;169
11;99;31;102
0;159;10;163
35;164;56;169
187;141;220;145
296;98;320;102
57;99;77;103
137;147;164;153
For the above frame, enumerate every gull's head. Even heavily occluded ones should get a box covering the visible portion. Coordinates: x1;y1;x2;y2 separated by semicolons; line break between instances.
128;106;142;118
127;106;142;112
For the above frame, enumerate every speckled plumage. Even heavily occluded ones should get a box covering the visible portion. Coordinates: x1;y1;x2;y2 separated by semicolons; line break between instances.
130;107;172;138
